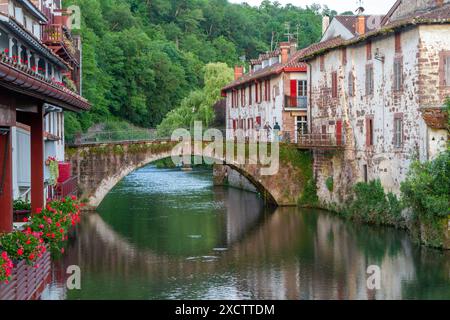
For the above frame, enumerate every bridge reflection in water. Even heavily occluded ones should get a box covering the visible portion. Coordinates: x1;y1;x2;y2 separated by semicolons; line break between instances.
41;167;450;300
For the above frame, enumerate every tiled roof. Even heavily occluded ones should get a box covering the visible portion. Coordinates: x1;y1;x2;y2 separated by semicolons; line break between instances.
300;4;450;61
222;50;307;91
335;15;384;36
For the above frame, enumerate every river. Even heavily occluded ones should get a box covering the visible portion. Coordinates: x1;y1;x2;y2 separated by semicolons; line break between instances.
41;165;450;300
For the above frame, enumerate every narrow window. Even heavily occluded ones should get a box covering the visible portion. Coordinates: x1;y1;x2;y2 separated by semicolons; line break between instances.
445;55;450;86
249;85;252;105
298;80;307;97
348;72;355;97
255;83;259;103
332;72;338;98
365;65;374;95
342;48;347;65
395;33;401;53
259;82;263;102
366;117;374;147
394;59;403;91
366;41;372;60
320;56;325;71
394;115;403;148
363;165;368;183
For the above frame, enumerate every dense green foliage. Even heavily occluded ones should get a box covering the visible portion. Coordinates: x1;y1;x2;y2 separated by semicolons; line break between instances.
63;0;328;136
343;180;404;227
157;62;233;136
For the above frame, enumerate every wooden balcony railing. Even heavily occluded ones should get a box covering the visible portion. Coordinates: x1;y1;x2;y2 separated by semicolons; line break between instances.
285;95;307;109
42;24;80;63
0;251;51;300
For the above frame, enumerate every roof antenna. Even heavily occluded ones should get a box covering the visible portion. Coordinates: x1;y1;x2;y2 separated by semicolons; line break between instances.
356;0;365;15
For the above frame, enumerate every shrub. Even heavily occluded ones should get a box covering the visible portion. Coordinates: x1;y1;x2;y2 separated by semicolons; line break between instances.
0;229;46;265
299;178;319;207
13;199;31;211
345;180;403;226
28;196;82;253
401;150;450;247
0;252;13;284
326;177;334;192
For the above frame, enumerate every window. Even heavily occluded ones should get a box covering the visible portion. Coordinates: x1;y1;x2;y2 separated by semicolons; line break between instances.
363;165;368;183
320;56;325;71
296;116;308;135
365;65;374;95
366;117;374;147
394;58;403;91
331;72;338;98
255;82;259;103
249;85;252;105
298;80;307;97
447;55;450;86
342;48;347;65
366;41;372;60
395;33;402;53
241;88;245;107
394;115;403;148
441;52;450;86
348;72;355;97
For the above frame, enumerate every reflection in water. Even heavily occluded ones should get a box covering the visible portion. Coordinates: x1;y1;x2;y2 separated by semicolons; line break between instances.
42;166;450;300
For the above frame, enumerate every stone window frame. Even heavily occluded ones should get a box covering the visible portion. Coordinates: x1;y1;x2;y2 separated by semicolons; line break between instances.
331;71;338;98
393;113;404;149
366;115;375;148
439;50;450;87
393;55;404;93
348;71;355;97
365;63;374;96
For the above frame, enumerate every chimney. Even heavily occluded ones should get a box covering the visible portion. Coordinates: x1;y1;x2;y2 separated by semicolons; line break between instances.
234;66;244;80
290;42;297;55
279;42;290;64
322;16;330;35
356;16;366;35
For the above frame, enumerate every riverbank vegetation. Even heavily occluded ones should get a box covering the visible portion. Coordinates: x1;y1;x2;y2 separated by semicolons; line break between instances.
0;197;83;284
62;0;332;138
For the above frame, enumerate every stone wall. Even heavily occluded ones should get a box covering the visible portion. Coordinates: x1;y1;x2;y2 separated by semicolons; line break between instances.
67;142;311;208
213;164;258;193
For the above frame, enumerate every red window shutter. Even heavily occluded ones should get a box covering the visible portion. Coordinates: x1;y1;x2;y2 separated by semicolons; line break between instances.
268;80;271;100
256;116;261;125
290;80;297;107
395;33;401;53
255;83;259;103
249;85;252;105
336;120;343;146
367;41;372;60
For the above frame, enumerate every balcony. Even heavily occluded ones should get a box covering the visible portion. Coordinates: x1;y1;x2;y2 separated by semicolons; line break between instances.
42;24;80;64
285;95;307;110
47;176;78;201
296;133;344;150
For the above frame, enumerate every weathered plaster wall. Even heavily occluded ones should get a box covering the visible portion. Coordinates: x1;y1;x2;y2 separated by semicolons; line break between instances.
310;27;426;206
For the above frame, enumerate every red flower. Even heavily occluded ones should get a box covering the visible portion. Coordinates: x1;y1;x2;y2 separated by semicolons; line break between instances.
36;208;43;214
23;217;28;222
59;228;65;234
71;195;77;201
60;248;65;254
17;248;24;256
28;254;35;261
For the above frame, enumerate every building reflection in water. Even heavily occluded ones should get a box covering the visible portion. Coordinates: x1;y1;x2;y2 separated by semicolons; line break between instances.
41;169;450;300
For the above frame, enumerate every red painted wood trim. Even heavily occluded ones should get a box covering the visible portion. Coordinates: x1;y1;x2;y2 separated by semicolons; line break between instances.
30;106;44;214
0;131;13;233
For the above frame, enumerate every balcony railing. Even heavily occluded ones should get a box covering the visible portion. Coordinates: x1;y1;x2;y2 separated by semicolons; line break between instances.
297;133;344;149
285;95;307;109
47;176;78;201
42;24;80;62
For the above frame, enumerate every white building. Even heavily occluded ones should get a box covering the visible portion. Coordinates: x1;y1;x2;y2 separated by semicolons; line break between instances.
221;41;309;142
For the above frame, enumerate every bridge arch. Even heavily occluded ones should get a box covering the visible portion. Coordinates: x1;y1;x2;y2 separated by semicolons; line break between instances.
67;141;308;208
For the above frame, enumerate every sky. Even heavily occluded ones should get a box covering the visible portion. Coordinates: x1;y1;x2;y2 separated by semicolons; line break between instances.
228;0;398;15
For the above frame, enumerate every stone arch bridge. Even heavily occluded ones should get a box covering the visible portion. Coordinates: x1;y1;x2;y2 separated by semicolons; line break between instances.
66;140;312;208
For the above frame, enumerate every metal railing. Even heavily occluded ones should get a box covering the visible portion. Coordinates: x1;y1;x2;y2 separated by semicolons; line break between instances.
297;133;344;149
70;129;174;145
47;176;78;201
285;95;307;109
